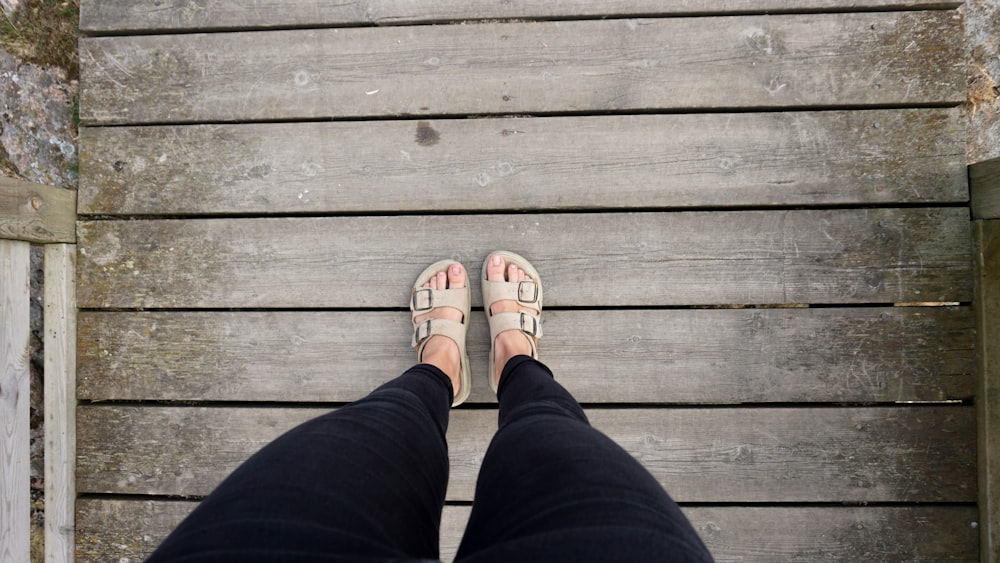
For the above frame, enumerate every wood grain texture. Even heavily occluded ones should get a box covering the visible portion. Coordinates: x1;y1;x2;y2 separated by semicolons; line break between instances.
971;157;1000;220
79;12;965;125
0;177;76;243
79;0;963;33
73;1;977;558
75;500;979;562
77;307;974;404
76;500;193;563
42;245;76;563
76;209;973;309
77;109;967;215
0;240;30;563
76;405;976;503
974;220;1000;561
689;505;979;561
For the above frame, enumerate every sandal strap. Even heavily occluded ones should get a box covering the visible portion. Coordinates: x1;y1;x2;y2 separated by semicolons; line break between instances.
482;279;541;308
412;317;467;351
486;311;543;342
411;287;469;315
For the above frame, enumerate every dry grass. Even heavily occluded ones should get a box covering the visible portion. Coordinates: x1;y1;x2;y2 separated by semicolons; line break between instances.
30;521;44;562
0;0;79;79
967;63;999;119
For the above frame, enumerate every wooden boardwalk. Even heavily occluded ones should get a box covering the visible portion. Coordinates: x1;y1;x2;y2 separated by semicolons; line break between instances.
75;1;979;560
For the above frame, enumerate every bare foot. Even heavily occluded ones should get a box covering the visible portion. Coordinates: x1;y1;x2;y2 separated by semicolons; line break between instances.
413;263;466;397
485;254;539;387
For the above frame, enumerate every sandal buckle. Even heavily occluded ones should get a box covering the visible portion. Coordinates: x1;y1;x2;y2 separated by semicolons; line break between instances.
517;281;539;303
520;312;539;336
414;319;433;344
411;288;434;311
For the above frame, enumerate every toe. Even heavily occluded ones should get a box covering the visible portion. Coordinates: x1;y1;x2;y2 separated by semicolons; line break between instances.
447;262;466;289
487;254;507;282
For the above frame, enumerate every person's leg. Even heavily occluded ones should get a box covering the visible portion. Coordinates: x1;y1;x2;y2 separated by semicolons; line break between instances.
456;357;713;562
456;254;712;562
148;262;470;562
148;366;453;562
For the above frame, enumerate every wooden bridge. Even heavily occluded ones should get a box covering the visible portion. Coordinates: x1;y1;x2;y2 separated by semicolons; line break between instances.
3;0;1000;560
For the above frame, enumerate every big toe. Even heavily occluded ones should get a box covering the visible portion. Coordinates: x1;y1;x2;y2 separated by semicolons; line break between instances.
447;262;467;289
486;254;507;282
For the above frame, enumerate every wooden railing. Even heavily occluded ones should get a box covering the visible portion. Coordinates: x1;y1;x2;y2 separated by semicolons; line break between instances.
1;177;76;562
971;158;1000;563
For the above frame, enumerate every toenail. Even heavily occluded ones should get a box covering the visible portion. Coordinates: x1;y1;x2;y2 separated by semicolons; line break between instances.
492;255;502;266
451;264;461;275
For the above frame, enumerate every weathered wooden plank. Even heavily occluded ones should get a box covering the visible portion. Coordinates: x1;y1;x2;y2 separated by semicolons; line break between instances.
971;157;1000;220
76;500;194;563
43;244;76;563
974;220;1000;561
76;209;973;309
77;307;974;404
0;240;30;563
76;405;976;503
690;505;979;561
79;0;963;34
75;500;979;562
79;12;965;125
77;109;967;215
0;177;76;243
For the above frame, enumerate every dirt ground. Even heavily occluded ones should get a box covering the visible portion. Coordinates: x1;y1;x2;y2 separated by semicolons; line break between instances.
0;2;998;562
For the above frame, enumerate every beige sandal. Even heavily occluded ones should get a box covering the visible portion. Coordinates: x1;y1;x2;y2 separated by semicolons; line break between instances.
410;260;472;407
481;251;543;393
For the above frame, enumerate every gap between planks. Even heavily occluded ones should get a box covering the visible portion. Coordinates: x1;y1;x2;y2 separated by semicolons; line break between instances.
78;0;963;34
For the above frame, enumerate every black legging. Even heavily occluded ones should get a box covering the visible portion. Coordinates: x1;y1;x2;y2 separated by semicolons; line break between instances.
147;356;713;562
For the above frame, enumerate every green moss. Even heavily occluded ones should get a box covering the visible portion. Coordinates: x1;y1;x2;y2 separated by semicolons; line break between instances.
71;92;79;128
0;0;80;79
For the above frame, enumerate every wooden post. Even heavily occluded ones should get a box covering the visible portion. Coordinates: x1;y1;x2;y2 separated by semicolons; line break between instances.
972;159;1000;222
972;157;1000;562
0;240;31;563
44;244;76;562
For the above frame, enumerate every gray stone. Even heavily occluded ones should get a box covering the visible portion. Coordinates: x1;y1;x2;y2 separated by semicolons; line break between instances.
0;47;78;188
0;0;19;18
